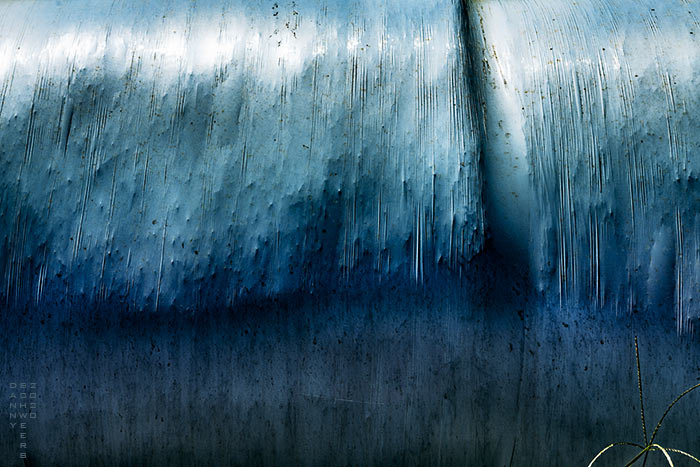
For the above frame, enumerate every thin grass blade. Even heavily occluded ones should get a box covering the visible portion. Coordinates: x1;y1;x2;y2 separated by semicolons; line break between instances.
649;382;700;445
587;442;644;467
651;444;674;466
635;337;648;445
625;445;653;467
666;448;700;464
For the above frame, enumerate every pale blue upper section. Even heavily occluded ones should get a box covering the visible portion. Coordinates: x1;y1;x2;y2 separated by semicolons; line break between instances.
2;0;700;329
0;0;482;309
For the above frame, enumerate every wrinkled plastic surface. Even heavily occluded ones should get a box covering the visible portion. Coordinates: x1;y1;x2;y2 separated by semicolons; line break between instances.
3;1;700;465
0;0;482;311
474;0;700;330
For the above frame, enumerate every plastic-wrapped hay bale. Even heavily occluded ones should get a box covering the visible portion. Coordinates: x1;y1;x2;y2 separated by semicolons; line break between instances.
472;0;700;330
0;0;483;311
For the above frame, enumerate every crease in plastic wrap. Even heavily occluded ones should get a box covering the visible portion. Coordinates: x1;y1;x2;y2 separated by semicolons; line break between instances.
3;0;700;331
473;0;700;331
0;0;483;311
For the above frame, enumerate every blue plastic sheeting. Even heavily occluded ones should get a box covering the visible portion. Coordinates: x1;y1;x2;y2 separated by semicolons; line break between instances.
474;0;700;330
0;0;483;311
3;1;700;466
4;1;700;329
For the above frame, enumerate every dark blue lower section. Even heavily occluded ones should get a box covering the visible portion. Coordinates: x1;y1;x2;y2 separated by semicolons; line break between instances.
3;254;699;466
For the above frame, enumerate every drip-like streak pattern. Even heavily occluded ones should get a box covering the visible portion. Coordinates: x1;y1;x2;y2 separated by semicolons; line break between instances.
0;0;482;310
474;0;700;331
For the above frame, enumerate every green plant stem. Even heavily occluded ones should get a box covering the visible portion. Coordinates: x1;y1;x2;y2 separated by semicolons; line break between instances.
590;337;700;467
636;337;651;467
587;442;644;467
635;337;648;445
653;444;675;466
649;382;700;446
666;448;700;464
625;445;653;466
